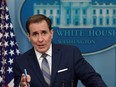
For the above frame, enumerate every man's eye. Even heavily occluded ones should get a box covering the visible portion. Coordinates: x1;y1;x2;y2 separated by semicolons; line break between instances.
42;31;47;35
33;33;38;36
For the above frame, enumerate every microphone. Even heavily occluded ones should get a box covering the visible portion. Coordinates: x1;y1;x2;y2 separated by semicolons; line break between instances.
62;80;65;87
71;80;74;87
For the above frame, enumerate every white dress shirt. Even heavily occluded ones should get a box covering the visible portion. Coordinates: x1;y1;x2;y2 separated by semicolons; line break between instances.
34;44;52;74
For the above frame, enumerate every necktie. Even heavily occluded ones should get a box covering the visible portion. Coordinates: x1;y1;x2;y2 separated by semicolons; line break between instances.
41;54;51;86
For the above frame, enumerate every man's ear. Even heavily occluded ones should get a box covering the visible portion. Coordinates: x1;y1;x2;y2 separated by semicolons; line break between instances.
51;29;54;39
27;33;30;41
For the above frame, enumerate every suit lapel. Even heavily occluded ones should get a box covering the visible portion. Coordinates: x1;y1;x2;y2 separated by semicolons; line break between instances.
28;48;48;87
27;45;62;87
51;44;62;86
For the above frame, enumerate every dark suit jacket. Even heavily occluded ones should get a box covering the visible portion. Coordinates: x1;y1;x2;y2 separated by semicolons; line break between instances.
13;43;107;87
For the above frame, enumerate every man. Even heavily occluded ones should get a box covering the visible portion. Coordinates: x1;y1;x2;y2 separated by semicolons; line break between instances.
13;14;107;87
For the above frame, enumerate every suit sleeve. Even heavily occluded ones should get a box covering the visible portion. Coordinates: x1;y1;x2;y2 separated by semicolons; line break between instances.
73;47;107;87
13;58;22;87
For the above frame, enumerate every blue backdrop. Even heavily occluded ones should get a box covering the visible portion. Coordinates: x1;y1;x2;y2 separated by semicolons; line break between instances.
7;0;116;87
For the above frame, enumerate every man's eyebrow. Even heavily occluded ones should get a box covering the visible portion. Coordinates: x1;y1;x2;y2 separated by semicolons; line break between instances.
32;31;38;34
41;30;48;32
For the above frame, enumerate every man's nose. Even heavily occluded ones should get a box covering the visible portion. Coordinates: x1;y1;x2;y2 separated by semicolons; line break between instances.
38;35;43;42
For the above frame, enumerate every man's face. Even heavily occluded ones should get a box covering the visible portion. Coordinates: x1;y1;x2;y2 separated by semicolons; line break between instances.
28;20;53;53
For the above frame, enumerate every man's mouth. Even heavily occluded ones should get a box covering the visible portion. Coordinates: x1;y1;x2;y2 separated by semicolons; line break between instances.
38;44;45;48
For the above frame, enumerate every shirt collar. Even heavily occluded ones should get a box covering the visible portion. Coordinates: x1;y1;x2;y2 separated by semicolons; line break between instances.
34;44;52;60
